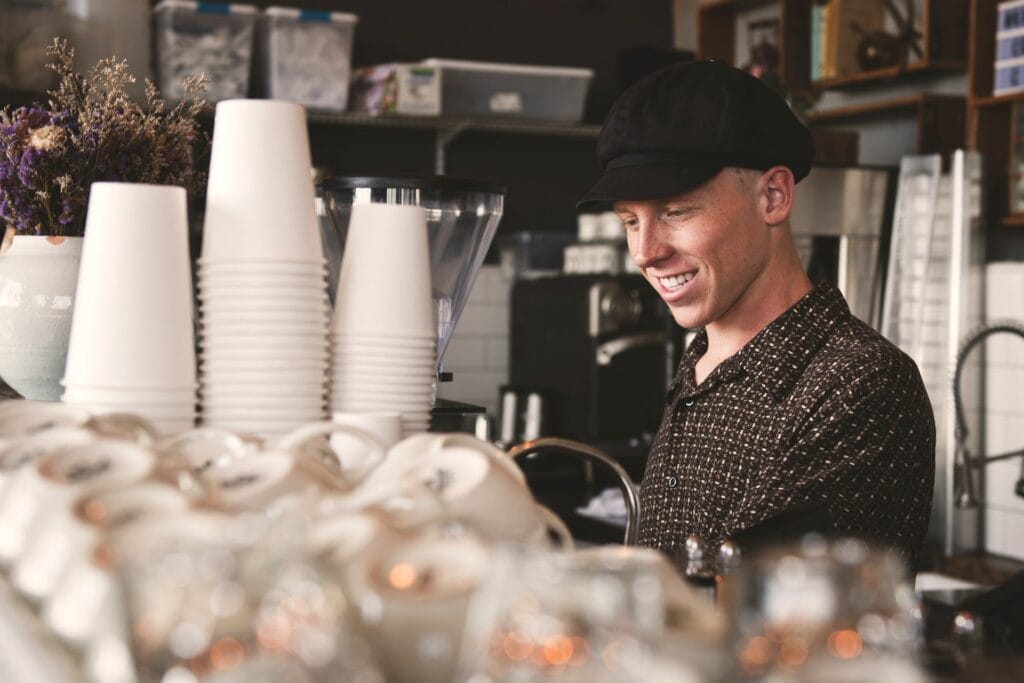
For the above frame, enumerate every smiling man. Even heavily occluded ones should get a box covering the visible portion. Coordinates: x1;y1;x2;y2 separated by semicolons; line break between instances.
578;60;935;572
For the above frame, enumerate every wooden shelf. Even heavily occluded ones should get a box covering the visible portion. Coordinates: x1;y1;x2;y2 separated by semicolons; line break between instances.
808;94;966;159
972;92;1024;108
811;59;967;90
696;0;967;97
306;110;601;139
807;94;939;123
999;214;1024;228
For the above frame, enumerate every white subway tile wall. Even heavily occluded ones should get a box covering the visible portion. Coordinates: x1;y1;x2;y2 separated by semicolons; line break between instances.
435;265;511;417
982;262;1024;561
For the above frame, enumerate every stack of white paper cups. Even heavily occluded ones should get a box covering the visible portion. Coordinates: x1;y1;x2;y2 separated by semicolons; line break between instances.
330;202;436;436
197;99;330;441
62;183;197;435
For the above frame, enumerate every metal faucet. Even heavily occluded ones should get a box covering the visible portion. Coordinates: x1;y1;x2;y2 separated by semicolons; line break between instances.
953;321;1024;508
507;437;641;545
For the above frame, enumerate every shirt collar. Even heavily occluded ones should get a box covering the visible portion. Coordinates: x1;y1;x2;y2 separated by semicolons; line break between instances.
731;282;848;400
667;283;848;402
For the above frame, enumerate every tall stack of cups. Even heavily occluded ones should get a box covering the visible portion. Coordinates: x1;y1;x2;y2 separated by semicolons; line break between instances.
62;183;197;436
197;99;330;441
330;203;436;436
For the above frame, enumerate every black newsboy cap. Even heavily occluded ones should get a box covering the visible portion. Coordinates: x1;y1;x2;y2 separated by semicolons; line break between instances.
578;59;814;209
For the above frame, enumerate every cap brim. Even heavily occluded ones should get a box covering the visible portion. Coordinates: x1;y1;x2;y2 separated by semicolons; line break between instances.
576;163;722;211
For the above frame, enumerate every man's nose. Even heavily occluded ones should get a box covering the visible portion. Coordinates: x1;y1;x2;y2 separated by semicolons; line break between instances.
630;220;671;268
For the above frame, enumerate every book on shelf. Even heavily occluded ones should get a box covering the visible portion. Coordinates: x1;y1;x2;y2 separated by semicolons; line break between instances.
995;0;1024;95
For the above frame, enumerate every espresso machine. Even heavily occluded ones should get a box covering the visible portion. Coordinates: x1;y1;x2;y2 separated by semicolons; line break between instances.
509;273;670;449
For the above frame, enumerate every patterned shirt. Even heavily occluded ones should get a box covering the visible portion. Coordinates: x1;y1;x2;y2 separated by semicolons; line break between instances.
637;283;935;571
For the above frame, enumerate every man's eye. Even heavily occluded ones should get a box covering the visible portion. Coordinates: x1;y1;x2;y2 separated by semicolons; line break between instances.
622;218;638;230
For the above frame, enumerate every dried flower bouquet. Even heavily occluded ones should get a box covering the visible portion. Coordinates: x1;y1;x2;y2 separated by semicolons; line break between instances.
0;38;208;237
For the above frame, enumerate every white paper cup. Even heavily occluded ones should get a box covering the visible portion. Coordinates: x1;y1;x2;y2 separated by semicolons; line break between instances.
332;203;434;337
197;271;328;286
334;332;437;346
201;406;326;422
197;285;329;301
200;310;331;325
60;382;198;403
202;99;322;263
332;365;436;384
197;258;327;274
63;183;196;390
195;323;327;339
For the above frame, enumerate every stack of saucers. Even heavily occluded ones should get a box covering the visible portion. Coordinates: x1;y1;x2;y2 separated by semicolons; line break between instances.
329;203;436;436
197;99;329;441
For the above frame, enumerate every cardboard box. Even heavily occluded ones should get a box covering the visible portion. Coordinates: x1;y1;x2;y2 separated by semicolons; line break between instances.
348;63;441;117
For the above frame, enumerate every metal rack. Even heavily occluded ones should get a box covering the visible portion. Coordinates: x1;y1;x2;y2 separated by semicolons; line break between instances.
880;150;985;556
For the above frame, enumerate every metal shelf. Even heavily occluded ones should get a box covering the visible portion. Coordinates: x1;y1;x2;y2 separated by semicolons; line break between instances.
305;110;601;174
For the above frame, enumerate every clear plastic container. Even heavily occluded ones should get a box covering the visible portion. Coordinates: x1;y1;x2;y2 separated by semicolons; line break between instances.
256;7;358;111
154;0;258;102
420;58;593;122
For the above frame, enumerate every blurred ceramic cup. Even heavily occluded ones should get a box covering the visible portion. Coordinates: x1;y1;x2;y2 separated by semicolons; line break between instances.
274;418;390;487
71;511;233;683
724;535;924;682
201;99;322;264
42;482;192;651
345;523;492;683
307;510;405;571
356;433;563;545
331;202;434;338
0;425;99;566
326;411;403;473
0;399;91;438
198;452;324;513
10;439;156;603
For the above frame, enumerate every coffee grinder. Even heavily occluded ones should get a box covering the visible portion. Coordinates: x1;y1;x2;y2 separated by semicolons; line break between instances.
319;175;505;430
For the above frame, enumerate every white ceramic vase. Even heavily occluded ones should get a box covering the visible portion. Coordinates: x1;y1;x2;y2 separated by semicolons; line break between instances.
0;235;83;400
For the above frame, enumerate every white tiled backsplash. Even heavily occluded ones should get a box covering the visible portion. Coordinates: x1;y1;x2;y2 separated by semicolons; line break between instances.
435;265;511;417
982;262;1024;561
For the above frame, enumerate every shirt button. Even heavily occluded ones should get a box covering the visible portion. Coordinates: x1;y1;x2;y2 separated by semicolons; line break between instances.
667;476;678;488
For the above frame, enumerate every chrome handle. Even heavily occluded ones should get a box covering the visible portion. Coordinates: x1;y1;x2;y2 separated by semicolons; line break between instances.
594;331;665;366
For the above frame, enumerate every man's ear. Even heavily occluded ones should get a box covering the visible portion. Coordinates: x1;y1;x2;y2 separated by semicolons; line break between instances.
759;166;794;226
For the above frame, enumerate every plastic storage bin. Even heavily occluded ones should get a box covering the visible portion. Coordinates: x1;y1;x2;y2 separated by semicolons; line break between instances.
256;7;358;111
420;59;593;122
154;0;258;102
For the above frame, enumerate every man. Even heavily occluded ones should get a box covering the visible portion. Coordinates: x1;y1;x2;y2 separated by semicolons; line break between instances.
578;59;935;571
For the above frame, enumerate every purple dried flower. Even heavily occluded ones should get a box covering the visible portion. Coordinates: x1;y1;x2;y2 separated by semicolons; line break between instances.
0;39;208;237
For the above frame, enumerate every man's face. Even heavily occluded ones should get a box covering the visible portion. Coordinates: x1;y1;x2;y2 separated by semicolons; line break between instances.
614;168;771;330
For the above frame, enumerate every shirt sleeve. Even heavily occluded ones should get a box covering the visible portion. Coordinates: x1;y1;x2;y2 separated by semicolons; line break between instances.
721;350;936;572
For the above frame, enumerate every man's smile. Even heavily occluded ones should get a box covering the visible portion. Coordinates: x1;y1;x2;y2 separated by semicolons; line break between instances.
658;270;697;291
